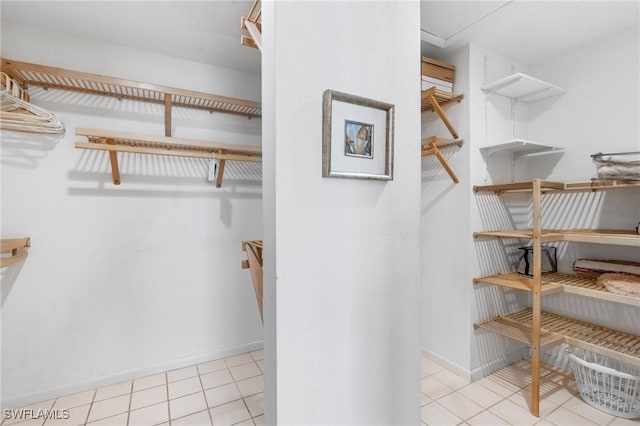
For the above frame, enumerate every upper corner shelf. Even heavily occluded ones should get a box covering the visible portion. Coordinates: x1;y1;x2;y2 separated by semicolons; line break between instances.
479;139;562;159
421;87;464;112
481;73;565;102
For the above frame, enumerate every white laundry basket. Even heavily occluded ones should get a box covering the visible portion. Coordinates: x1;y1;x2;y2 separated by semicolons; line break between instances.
568;347;640;419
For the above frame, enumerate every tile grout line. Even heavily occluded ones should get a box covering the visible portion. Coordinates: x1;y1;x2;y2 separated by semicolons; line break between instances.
82;389;97;426
125;381;133;426
195;364;214;426
165;372;171;426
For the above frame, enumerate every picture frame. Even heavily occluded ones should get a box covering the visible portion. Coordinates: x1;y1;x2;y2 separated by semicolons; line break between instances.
322;89;394;180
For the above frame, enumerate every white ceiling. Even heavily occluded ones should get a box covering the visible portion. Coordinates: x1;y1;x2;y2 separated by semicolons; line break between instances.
1;1;262;75
1;1;638;75
420;1;639;65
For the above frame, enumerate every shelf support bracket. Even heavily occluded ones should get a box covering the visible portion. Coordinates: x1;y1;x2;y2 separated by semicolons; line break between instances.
430;142;459;184
104;138;121;185
429;94;459;139
164;93;172;137
215;152;226;188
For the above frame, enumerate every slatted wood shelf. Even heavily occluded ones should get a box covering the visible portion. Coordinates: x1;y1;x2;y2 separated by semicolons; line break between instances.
475;272;640;307
474;273;563;296
76;128;261;187
474;229;640;246
1;238;30;268
2;58;261;118
474;179;640;194
477;308;640;366
421;87;463;112
421;136;463;156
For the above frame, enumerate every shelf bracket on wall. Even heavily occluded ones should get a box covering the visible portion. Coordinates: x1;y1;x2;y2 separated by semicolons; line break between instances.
421;136;464;184
1;238;30;268
241;0;262;52
242;240;264;322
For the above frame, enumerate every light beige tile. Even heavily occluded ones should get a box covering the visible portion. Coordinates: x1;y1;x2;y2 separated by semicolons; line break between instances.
44;403;90;426
133;373;166;392
4;398;55;425
253;414;265;426
420;401;462;426
224;353;254;368
250;350;264;361
256;360;265;374
167;366;199;383
609;417;640;425
230;363;261;382
197;359;227;376
200;369;233;390
236;376;264;397
244;392;264;417
128;401;169;426
508;388;558;417
545;407;598;426
487;366;530;393
534;420;556;426
234;420;255;426
86;412;127;425
171;409;212;426
169;392;207;420
458;382;503;409
168;377;202;400
52;390;95;410
94;381;131;402
421;357;445;376
421;393;431;407
86;394;130;423
432;370;470;390
5;419;43;426
210;400;251;426
130;385;168;410
204;384;242;408
561;396;616;426
421;377;454;400
437;392;484;420
466;410;510;426
536;382;576;406
488;399;539;426
474;376;517;398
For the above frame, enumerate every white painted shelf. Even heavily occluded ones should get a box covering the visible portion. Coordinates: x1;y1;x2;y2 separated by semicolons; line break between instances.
482;73;565;102
480;139;562;159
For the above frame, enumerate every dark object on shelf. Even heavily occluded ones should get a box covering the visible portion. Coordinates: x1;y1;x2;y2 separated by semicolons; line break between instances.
517;246;557;276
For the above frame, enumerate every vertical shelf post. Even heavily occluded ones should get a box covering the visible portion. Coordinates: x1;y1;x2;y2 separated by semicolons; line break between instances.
164;93;172;137
531;179;542;416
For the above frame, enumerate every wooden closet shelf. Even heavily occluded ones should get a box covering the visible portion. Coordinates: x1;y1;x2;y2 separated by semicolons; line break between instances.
476;308;640;366
420;87;463;112
474;229;639;246
76;128;261;187
474;272;640;306
474;179;640;194
1;237;30;268
1;58;262;119
421;136;463;155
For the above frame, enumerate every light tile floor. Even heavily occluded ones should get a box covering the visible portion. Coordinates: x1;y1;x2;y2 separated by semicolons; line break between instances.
3;351;637;425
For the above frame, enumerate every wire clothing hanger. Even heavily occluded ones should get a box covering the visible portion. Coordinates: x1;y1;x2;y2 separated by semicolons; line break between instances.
0;72;65;134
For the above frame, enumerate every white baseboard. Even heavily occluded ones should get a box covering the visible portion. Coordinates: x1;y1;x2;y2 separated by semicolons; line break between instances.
421;347;472;381
469;347;529;381
2;340;264;410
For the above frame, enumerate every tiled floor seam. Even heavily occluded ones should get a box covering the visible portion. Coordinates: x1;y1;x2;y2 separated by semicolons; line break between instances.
163;372;171;426
83;389;97;425
196;369;214;426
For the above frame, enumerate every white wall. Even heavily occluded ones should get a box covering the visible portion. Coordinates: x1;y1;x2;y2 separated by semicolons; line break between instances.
264;2;421;424
1;21;263;408
420;46;473;376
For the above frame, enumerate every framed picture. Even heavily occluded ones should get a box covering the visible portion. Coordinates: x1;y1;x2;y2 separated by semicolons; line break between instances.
322;89;394;180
